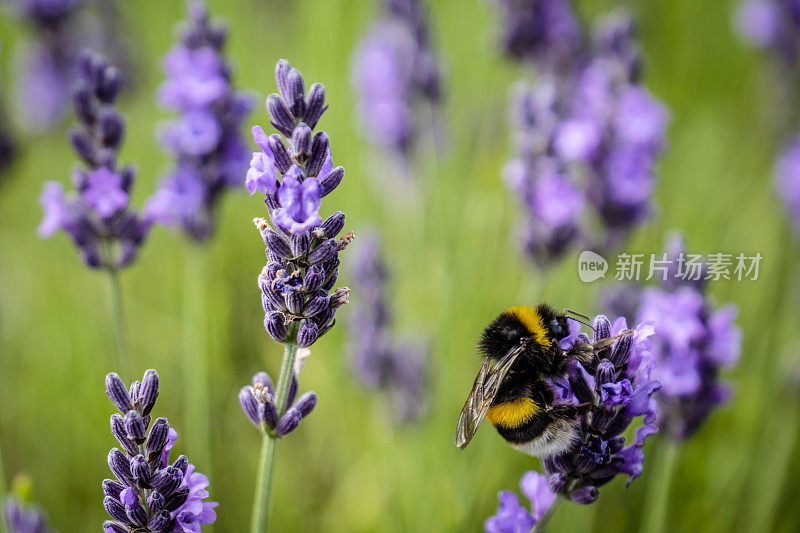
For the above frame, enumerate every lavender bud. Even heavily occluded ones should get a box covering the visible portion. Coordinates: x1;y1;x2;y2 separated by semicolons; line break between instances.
124;411;147;444
106;373;133;413
570;485;599;505
102;479;125;499
146;418;169;456
265;229;292;258
290;233;310;257
100;110;124;148
306;132;329;177
287;69;306;118
130;454;151;485
304;83;327;128
103;496;128;523
239;387;261;426
567;361;595;404
126;505;148;527
286;375;298;407
111;414;137;455
275;59;292;101
103;521;128;533
303;293;329;317
147;490;165;512
73;83;95;124
307;239;336;264
297;320;319;347
152;466;182;495
261;401;279;429
548;472;567;493
70;129;96;165
291;123;312;158
329;287;351;308
253;372;274;393
294;392;318;417
322;269;338;292
128;380;141;403
108;449;134;486
267;94;295;137
147;511;172;532
285;292;305;315
164;486;190;512
593;315;612;341
97;66;121;103
268;134;293;172
139;369;159;414
304;265;326;292
265;311;289;342
609;332;632;366
321;211;345;239
172;455;189;475
597;359;615;386
275;407;303;436
319;166;344;197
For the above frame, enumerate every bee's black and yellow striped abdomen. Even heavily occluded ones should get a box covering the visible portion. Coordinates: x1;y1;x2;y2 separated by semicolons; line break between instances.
487;397;540;428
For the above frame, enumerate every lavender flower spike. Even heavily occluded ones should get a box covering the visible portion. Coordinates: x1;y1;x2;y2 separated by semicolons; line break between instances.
249;59;352;347
3;496;53;533
144;1;254;242
349;231;429;423
485;471;557;533
239;370;317;437
351;0;443;158
7;0;86;131
636;235;742;439
102;370;217;532
38;50;149;270
540;315;660;503
735;0;800;65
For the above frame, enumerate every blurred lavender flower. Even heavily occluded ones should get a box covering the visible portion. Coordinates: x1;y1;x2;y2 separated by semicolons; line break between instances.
484;471;556;533
776;136;800;235
540;315;660;503
351;0;443;158
3;497;52;533
6;0;86;131
348;231;429;423
735;0;800;65
103;370;217;532
37;50;149;270
635;237;742;440
249;59;351;347
505;12;668;264
492;0;581;65
144;1;253;242
239;370;317;436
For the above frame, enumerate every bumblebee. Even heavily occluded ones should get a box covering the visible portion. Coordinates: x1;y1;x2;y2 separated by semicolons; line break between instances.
454;304;622;457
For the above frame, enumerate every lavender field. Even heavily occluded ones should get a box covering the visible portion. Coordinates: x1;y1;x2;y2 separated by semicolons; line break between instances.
0;0;797;531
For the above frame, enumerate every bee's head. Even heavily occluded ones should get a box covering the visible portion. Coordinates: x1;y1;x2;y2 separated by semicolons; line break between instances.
536;304;571;341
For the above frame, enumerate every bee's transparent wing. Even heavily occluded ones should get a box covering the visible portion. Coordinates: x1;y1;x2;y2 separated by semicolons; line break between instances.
454;345;525;449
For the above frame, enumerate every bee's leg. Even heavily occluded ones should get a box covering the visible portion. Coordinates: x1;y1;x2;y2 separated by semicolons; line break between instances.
565;329;634;364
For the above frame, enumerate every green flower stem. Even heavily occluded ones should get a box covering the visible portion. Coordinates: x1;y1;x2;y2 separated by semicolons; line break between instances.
183;245;212;473
250;341;299;533
641;440;680;533
532;495;562;532
0;430;7;533
107;267;132;380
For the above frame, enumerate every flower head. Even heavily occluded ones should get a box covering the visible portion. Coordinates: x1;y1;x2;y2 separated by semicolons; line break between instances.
239;370;318;437
37;50;149;270
502;11;668;265
348;231;429;423
351;0;443;159
102;370;217;532
539;315;660;502
3;496;52;533
249;59;351;347
146;1;253;242
484;471;556;533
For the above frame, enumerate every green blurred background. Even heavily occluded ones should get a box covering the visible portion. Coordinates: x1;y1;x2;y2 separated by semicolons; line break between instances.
0;0;798;531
